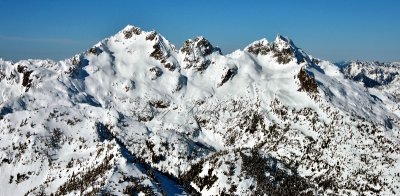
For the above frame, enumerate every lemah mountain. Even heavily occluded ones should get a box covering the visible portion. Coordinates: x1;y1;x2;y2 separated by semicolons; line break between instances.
0;25;399;195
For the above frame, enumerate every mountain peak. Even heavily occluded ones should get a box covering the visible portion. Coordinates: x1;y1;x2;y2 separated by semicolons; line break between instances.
274;34;295;49
180;36;221;71
245;34;308;64
122;24;136;31
120;24;143;39
275;34;290;43
181;36;220;54
245;38;269;48
1;24;399;196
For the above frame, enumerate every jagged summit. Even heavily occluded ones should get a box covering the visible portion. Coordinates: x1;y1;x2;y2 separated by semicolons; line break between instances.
180;36;222;71
120;24;143;38
100;25;310;65
274;34;294;48
121;24;139;31
245;34;310;65
0;25;399;195
64;25;317;71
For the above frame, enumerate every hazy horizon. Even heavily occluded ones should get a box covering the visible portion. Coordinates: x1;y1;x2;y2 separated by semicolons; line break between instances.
0;0;399;62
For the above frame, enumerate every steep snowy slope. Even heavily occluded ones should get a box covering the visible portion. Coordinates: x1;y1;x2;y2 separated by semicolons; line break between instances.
0;25;399;195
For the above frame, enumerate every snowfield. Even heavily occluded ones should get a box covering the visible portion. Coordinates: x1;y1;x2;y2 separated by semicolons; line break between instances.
0;25;399;195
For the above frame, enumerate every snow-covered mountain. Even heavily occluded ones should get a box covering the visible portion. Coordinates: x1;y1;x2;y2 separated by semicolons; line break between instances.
340;61;400;119
0;25;399;195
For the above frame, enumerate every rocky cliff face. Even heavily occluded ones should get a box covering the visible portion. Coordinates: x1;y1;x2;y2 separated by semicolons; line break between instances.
0;25;399;195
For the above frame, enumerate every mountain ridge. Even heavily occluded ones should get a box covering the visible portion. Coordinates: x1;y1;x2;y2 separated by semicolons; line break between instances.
0;25;399;195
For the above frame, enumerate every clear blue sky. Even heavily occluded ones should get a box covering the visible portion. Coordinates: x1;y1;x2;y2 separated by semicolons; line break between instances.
0;0;399;62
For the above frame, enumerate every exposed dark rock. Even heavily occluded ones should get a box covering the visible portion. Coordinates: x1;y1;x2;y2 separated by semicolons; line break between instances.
195;37;213;56
163;62;176;71
17;65;33;91
180;37;220;71
66;55;90;79
180;40;193;54
312;58;321;65
174;75;187;92
22;70;33;90
71;56;80;66
2;158;11;164
123;26;141;39
145;140;165;163
149;100;169;109
150;44;165;61
148;37;177;72
272;44;294;64
88;47;103;56
95;122;114;142
247;41;271;55
181;159;217;193
15;173;29;184
146;31;157;41
218;67;237;87
297;68;318;94
137;113;154;122
246;36;307;64
148;66;163;80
